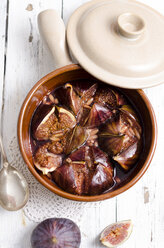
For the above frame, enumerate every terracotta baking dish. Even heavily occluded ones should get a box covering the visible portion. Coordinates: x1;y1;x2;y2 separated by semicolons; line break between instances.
18;3;158;201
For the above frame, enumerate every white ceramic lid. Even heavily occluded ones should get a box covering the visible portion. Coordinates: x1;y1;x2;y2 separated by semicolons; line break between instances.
67;0;164;89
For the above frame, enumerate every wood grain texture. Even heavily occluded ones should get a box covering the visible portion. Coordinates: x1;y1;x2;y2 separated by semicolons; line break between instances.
0;0;164;247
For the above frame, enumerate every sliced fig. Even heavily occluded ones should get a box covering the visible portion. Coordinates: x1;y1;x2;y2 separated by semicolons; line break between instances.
113;140;141;171
33;143;63;175
32;105;76;141
31;218;81;248
85;103;113;128
72;80;97;97
64;83;81;115
77;105;91;126
52;146;114;195
120;105;142;140
32;106;57;140
80;83;97;105
113;90;127;106
56;106;76;130
64;125;88;154
94;87;117;107
100;220;133;247
98;114;138;157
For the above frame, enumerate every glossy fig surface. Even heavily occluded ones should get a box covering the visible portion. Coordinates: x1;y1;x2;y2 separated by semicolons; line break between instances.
30;80;143;195
100;220;133;247
31;218;81;248
52;146;114;195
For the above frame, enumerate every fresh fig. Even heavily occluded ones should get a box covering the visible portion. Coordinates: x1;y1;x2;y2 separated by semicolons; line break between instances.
100;220;133;247
52;146;114;195
31;218;81;248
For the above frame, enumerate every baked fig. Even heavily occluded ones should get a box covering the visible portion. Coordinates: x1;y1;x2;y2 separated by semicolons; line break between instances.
33;143;63;175
113;140;142;171
52;146;114;195
31;218;81;248
94;87;117;107
85;103;113;128
100;220;133;247
94;86;126;107
64;125;88;154
64;83;81;115
32;105;76;141
98;115;138;157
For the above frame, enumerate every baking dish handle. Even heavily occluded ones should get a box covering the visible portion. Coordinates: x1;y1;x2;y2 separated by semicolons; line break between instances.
38;9;73;69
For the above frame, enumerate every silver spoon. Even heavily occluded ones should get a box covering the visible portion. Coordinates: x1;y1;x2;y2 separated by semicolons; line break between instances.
0;135;29;211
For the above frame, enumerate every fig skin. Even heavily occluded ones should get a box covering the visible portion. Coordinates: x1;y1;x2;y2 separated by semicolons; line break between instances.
31;218;81;248
85;103;113;128
52;146;114;195
64;125;88;155
100;220;133;247
98;105;142;170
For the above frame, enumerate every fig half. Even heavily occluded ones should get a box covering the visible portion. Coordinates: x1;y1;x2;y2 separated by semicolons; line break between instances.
33;143;63;175
100;220;133;247
32;105;76;141
31;218;81;248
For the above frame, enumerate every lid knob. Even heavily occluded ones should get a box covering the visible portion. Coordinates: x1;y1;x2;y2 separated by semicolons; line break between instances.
117;13;145;39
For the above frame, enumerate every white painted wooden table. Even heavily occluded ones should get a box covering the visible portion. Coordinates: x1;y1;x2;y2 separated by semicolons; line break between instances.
0;0;164;247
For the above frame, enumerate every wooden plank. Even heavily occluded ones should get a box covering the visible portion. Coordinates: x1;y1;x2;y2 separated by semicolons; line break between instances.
0;1;62;247
0;0;7;123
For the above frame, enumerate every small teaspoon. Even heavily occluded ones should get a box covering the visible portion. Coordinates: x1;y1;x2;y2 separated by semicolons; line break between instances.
0;135;29;211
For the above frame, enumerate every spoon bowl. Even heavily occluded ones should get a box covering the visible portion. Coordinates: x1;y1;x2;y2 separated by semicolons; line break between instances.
0;163;29;211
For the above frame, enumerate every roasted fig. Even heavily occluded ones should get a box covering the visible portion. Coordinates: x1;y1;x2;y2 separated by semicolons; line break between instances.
98;114;138;156
32;105;76;141
30;80;144;195
64;83;81;115
33;143;63;175
94;87;117;107
52;146;114;195
31;218;81;248
113;140;141;171
64;125;88;154
94;86;126;107
85;103;113;128
100;220;133;247
99;104;142;170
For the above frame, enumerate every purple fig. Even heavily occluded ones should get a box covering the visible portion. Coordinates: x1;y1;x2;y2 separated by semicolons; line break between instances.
85;103;113;128
31;218;81;248
100;220;133;247
72;80;97;97
64;125;88;154
94;87;117;107
113;140;141;171
64;83;81;115
52;146;114;195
